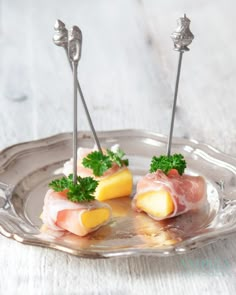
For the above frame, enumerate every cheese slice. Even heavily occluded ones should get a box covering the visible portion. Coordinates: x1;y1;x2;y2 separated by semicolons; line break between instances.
135;190;174;218
81;208;111;229
95;168;133;201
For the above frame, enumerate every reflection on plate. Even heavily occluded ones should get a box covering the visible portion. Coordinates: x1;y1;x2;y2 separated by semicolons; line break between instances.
0;130;236;258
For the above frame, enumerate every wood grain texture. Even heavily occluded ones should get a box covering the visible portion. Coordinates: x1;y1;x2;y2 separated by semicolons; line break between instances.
0;0;236;294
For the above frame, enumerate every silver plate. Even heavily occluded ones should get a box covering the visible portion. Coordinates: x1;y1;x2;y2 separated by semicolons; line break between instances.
0;130;236;259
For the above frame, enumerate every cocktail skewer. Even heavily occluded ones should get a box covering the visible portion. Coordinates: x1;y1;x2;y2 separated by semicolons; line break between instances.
68;26;82;184
53;20;103;154
166;14;194;156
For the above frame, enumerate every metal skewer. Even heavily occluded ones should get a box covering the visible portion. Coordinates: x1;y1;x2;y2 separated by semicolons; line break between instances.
166;14;194;156
68;26;82;184
53;20;103;154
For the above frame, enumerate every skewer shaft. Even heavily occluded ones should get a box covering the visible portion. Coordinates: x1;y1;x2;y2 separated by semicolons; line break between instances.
73;62;78;184
63;47;103;153
166;51;183;156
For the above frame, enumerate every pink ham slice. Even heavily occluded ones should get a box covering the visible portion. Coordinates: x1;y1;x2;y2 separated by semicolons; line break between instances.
132;169;207;220
42;189;112;236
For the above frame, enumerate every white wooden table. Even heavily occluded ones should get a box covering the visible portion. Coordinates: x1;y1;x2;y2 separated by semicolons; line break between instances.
0;1;236;294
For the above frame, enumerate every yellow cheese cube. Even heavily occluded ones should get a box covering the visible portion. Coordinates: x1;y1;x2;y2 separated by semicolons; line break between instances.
135;190;174;218
81;208;111;229
95;168;133;201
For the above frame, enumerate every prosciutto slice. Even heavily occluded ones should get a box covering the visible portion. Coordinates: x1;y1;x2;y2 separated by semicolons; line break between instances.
132;169;207;220
42;189;112;236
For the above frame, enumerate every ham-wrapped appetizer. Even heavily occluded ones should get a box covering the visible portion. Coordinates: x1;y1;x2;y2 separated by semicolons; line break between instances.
132;154;206;220
42;175;112;236
63;145;133;201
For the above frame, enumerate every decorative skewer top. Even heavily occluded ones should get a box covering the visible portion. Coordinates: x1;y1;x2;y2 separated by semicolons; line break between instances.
68;26;82;63
171;14;194;52
53;19;68;47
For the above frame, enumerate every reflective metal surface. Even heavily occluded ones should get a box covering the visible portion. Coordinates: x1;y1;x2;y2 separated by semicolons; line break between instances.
171;14;194;52
167;14;194;156
0;130;236;258
53;19;102;153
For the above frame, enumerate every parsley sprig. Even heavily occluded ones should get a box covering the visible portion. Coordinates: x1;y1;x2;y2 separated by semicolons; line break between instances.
49;174;98;202
149;154;186;175
107;149;129;167
82;148;129;177
82;151;112;177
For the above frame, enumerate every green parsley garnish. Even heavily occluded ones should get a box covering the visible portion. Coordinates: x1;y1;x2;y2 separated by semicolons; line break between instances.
149;153;186;175
82;148;129;177
106;149;129;167
82;151;112;177
49;174;98;202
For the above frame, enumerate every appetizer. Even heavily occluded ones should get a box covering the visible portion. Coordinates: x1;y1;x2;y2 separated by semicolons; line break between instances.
132;154;206;220
63;145;133;201
41;174;112;236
